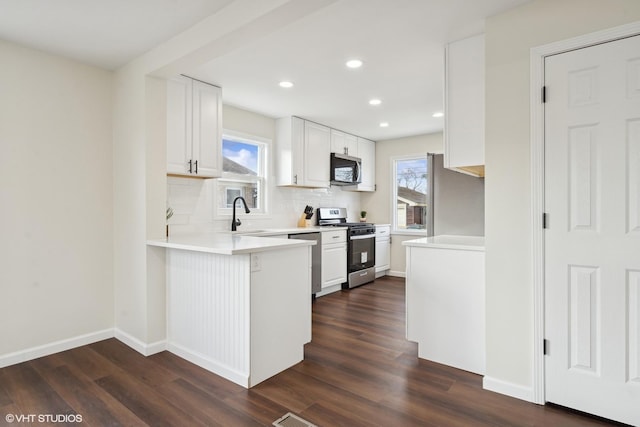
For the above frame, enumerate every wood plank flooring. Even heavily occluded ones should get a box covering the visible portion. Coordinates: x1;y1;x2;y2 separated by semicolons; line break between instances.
0;277;622;426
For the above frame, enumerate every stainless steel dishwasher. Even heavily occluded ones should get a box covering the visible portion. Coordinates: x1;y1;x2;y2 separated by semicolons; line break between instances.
288;232;321;297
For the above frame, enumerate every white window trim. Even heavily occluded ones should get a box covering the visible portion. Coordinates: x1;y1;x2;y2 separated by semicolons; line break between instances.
216;130;270;218
390;154;428;235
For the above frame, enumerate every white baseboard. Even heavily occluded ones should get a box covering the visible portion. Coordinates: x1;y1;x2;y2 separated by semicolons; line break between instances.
167;342;248;388
114;329;166;356
483;376;536;403
316;284;342;297
0;329;113;369
388;270;406;278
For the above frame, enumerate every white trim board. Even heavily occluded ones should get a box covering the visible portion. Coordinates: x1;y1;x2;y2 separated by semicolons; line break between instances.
483;376;534;403
529;20;640;405
388;270;406;278
167;342;249;388
0;329;168;369
0;329;113;369
114;329;167;356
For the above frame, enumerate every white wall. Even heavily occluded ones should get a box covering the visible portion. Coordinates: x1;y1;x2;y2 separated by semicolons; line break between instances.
0;40;113;360
361;133;443;275
167;104;361;232
484;0;640;393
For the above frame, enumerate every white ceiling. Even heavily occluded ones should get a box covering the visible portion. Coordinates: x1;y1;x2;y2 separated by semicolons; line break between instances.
0;0;530;140
0;0;233;69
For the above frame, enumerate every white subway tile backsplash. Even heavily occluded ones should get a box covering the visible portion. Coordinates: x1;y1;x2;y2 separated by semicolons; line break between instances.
167;176;361;232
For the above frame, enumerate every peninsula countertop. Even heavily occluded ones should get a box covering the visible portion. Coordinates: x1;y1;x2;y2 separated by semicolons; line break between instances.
402;235;485;251
147;231;316;255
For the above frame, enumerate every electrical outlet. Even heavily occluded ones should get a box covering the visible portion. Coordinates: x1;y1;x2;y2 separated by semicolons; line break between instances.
251;254;261;272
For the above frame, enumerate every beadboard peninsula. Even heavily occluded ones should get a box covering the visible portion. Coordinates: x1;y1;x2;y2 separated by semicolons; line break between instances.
147;233;315;387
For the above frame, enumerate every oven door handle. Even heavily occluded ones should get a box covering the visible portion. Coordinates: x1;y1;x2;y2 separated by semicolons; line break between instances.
350;234;375;240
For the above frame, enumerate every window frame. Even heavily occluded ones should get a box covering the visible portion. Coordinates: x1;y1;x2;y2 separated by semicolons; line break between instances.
216;130;269;217
390;154;429;235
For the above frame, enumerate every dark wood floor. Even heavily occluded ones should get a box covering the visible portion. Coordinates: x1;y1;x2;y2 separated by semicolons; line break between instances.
0;277;619;426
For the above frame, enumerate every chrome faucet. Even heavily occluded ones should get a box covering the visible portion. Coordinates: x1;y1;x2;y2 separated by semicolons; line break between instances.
231;196;251;231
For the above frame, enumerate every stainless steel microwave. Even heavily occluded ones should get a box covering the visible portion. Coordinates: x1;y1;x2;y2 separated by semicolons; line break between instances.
330;152;362;185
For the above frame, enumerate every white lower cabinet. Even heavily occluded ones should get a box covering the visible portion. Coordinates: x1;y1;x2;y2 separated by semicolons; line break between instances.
404;237;485;375
319;229;346;295
374;225;390;277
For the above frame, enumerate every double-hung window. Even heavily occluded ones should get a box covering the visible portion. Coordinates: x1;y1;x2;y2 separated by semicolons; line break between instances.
392;155;428;233
217;131;268;215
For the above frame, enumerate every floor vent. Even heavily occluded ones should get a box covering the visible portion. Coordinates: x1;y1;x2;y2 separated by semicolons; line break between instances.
272;412;317;427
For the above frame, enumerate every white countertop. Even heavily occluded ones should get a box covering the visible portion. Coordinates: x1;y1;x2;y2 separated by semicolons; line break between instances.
147;232;316;255
402;235;485;251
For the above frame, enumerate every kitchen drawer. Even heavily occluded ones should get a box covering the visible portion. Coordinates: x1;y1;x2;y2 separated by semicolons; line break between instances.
375;225;390;238
321;229;346;244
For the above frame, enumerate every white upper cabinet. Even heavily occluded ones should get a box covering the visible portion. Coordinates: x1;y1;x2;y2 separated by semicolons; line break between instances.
444;34;485;177
276;117;330;188
330;129;358;156
166;75;222;178
304;121;331;187
344;137;376;192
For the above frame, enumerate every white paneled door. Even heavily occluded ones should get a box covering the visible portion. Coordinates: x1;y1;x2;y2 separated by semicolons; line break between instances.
544;34;640;426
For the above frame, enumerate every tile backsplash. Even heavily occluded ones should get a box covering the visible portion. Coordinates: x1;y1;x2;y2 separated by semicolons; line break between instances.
167;176;361;233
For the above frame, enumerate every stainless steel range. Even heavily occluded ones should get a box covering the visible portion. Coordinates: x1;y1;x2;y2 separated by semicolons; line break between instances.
317;207;376;289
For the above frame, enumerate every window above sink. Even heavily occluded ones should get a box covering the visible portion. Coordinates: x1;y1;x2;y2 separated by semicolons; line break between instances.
216;130;269;217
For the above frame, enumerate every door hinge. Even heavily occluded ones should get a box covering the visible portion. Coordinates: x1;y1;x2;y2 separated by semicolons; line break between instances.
542;213;549;229
543;339;549;355
542;86;547;103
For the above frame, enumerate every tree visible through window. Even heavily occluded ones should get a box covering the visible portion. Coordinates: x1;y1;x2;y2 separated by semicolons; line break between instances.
393;156;428;232
217;132;267;214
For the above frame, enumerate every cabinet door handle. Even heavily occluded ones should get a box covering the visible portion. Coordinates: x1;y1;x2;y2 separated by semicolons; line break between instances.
194;160;198;174
294;174;298;185
188;159;193;173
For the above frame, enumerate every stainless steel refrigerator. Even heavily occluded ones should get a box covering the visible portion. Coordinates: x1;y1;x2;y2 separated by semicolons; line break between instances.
427;153;484;237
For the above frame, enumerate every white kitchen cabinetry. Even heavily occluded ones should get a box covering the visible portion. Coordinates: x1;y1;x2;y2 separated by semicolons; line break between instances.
374;224;390;277
404;236;485;374
319;229;346;295
444;34;485;177
330;129;358;156
352;137;376;192
166;75;222;178
276;117;330;188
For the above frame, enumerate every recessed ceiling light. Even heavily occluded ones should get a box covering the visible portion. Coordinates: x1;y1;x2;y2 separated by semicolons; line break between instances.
379;122;389;128
369;99;382;106
346;59;363;69
279;81;294;88
432;111;444;118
